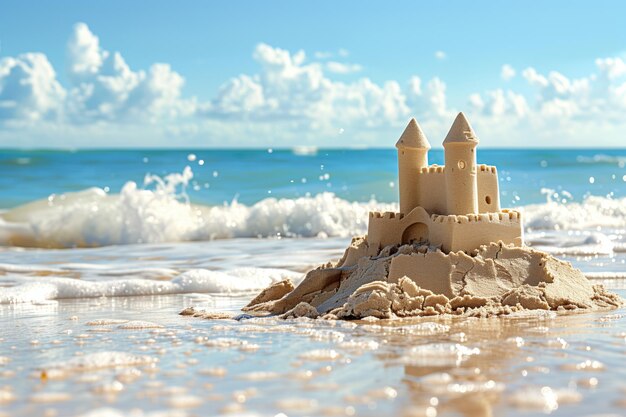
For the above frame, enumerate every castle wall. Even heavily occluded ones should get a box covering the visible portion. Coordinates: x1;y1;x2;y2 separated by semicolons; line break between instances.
412;163;500;216
416;167;447;214
367;211;406;249
368;207;522;254
446;211;522;252
367;207;433;250
477;165;501;212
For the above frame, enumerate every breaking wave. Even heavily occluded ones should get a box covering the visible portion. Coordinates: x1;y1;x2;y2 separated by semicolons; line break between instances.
0;167;394;248
0;168;624;249
522;189;626;231
0;267;302;304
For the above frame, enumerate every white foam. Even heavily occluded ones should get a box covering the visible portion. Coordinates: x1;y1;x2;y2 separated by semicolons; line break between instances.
585;272;626;280
525;231;615;255
0;267;302;304
75;407;189;417
0;168;393;247
403;343;481;367
523;194;626;231
1;167;625;252
42;351;157;375
575;154;626;166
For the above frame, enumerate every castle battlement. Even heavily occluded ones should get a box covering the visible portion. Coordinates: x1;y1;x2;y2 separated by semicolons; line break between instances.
419;165;446;174
369;211;405;220
430;210;521;224
418;164;497;175
478;164;497;174
367;112;523;253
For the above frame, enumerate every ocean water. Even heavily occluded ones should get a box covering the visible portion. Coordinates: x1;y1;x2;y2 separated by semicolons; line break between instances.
0;148;625;301
1;147;626;417
1;148;625;209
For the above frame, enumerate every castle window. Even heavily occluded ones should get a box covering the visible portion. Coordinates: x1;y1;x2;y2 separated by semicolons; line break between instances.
458;160;466;169
485;196;492;204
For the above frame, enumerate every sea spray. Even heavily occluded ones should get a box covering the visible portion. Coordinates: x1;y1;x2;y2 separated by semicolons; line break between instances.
1;167;625;249
0;267;302;304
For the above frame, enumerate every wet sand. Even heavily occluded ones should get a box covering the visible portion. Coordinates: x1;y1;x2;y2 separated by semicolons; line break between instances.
2;290;626;417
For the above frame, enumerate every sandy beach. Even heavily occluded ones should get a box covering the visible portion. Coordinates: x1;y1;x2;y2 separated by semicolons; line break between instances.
2;288;626;417
1;237;625;417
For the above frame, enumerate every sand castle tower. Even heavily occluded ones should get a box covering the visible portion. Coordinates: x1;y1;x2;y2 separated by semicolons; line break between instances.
395;118;431;214
367;112;522;253
443;112;479;215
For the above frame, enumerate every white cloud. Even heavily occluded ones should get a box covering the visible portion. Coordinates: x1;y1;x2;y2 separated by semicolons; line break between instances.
67;23;106;77
65;23;194;123
325;61;362;74
0;53;65;123
595;57;626;80
469;89;528;117
519;61;626;121
4;21;626;148
313;48;349;60
406;76;450;120
501;64;516;81
462;57;626;146
204;43;424;131
211;74;265;116
434;51;446;60
314;51;332;59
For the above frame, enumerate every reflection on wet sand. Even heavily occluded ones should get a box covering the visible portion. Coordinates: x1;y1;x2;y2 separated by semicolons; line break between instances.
398;311;619;417
0;295;625;417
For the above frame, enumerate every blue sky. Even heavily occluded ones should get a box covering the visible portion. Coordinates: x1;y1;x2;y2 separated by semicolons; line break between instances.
1;0;626;148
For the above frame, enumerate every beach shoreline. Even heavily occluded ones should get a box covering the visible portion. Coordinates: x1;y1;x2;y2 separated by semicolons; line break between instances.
2;291;626;417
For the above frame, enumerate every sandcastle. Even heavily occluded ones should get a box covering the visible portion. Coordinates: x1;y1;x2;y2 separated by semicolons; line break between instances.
188;112;622;320
367;112;523;255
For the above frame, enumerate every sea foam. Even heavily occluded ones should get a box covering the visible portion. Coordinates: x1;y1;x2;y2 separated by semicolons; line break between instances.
0;167;624;249
0;267;302;304
0;167;393;248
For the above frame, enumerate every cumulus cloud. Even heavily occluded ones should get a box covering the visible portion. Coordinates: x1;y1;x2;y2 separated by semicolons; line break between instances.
204;43;431;131
434;51;446;60
501;64;516;81
66;23;193;123
462;56;626;146
314;51;332;59
0;22;193;129
0;53;66;123
519;59;626;121
325;61;362;74
67;22;106;77
470;57;626;126
469;89;528;117
4;21;626;147
407;76;451;118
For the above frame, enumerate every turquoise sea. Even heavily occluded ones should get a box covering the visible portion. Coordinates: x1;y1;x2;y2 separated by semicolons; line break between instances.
1;148;624;209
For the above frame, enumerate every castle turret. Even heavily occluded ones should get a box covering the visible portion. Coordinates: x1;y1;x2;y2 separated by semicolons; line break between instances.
396;118;430;214
443;112;479;215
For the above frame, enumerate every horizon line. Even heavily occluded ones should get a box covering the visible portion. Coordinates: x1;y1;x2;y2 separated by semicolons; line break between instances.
1;146;626;152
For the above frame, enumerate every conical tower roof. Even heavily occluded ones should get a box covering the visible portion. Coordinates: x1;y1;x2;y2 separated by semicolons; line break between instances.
395;118;431;150
443;112;479;146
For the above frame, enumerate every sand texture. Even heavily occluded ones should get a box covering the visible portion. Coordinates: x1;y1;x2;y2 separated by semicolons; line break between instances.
243;237;623;319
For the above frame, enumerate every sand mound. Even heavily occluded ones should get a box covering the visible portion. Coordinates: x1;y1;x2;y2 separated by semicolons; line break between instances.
242;237;622;319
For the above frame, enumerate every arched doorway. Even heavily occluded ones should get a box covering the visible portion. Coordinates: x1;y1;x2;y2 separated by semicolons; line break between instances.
402;222;429;245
